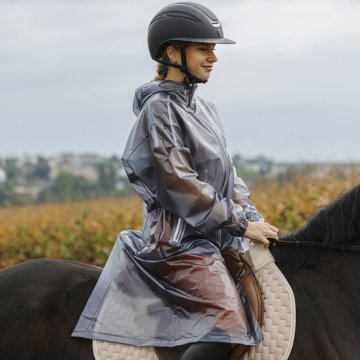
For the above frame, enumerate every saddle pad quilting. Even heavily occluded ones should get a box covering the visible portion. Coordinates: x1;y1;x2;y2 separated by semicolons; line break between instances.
239;262;296;360
93;258;295;360
93;341;159;360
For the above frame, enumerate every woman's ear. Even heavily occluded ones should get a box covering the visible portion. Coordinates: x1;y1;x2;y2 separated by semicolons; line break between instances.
166;45;181;64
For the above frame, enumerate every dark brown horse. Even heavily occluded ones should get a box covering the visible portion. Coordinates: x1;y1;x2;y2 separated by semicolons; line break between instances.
1;184;360;360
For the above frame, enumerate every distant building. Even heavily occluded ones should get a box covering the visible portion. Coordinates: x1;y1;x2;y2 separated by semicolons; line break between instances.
0;167;6;183
268;164;288;178
74;166;99;182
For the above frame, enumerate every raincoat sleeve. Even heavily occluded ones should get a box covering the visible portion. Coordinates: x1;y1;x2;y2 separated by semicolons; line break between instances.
147;99;248;237
208;101;263;223
232;165;264;222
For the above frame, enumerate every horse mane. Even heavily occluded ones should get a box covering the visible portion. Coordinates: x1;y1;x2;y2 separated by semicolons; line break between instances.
271;183;360;273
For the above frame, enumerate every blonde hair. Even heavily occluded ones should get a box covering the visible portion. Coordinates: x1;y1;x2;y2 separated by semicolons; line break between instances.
154;54;170;81
154;44;182;81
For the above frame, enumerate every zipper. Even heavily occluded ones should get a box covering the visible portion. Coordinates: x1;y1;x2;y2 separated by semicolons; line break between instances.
181;83;229;195
197;118;230;195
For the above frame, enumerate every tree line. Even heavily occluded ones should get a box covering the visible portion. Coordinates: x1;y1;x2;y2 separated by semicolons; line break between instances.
1;153;355;208
0;155;133;207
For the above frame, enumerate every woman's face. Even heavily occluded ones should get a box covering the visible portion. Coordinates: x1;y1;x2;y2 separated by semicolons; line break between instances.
185;43;218;81
166;43;218;82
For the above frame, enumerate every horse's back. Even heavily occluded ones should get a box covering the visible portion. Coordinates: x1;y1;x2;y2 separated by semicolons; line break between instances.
0;258;100;360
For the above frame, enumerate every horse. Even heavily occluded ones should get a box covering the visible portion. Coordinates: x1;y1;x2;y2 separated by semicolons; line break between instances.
0;183;359;360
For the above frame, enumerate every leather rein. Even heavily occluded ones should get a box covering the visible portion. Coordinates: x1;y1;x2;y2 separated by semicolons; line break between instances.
269;238;360;252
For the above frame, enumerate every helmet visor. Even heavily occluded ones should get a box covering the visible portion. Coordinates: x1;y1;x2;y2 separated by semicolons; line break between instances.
169;37;236;45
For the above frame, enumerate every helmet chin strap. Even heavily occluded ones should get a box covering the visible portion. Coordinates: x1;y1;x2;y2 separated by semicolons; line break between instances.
156;46;207;85
179;46;207;85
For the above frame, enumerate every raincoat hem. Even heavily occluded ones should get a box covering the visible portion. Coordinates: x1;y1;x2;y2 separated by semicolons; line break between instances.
71;330;260;347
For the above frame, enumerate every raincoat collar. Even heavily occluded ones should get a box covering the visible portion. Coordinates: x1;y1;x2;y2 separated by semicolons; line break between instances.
133;80;198;116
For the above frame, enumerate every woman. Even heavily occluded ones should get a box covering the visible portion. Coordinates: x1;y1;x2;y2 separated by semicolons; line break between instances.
72;3;279;360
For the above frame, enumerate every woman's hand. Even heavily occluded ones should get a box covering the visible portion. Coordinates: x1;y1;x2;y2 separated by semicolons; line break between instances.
244;221;279;248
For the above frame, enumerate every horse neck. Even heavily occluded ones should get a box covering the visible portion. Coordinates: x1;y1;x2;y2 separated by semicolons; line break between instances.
271;244;325;274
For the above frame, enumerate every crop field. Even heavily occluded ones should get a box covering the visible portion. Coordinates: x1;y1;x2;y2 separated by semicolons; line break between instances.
1;173;360;269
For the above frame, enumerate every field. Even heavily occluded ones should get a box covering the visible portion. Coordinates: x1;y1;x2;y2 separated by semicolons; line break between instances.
1;173;360;268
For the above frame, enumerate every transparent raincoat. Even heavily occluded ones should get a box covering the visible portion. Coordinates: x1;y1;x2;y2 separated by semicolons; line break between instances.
72;80;263;347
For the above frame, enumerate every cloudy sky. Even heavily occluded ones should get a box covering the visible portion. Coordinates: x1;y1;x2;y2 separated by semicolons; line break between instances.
1;0;360;162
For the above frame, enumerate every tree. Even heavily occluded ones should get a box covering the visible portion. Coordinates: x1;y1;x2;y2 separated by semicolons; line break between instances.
38;171;102;203
0;183;13;206
33;156;50;181
4;158;20;181
97;162;117;194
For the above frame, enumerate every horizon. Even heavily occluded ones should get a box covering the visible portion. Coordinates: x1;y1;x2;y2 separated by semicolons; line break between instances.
1;151;360;166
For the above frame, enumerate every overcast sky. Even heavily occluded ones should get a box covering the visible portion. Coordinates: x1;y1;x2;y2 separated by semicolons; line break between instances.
1;0;360;162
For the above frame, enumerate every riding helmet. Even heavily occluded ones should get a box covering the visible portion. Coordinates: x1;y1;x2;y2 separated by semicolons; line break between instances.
147;2;235;82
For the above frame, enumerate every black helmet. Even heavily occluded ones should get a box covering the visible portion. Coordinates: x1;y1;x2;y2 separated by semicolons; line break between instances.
148;2;236;83
148;2;235;61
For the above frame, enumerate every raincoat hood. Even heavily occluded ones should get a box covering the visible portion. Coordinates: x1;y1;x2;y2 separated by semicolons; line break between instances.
132;80;197;116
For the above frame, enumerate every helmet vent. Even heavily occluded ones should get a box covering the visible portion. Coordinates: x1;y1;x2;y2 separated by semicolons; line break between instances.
149;14;164;26
178;2;219;22
166;11;200;23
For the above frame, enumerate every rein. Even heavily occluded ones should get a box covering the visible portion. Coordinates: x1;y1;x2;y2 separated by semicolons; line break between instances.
270;238;360;252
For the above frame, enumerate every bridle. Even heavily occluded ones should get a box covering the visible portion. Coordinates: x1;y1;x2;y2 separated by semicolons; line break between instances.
269;238;360;252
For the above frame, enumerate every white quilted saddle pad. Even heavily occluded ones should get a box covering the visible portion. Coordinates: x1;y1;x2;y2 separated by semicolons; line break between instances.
93;246;296;360
93;341;158;360
236;259;296;360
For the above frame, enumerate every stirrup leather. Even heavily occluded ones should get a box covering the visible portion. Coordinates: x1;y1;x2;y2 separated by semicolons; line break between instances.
222;248;265;359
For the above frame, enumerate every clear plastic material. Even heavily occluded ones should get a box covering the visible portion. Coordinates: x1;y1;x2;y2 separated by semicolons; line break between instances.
72;80;263;347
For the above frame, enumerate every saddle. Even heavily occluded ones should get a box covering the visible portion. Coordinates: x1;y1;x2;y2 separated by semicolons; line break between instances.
155;249;265;360
93;244;296;360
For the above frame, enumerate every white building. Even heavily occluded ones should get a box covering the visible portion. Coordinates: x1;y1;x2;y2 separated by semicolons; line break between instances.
0;167;6;183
